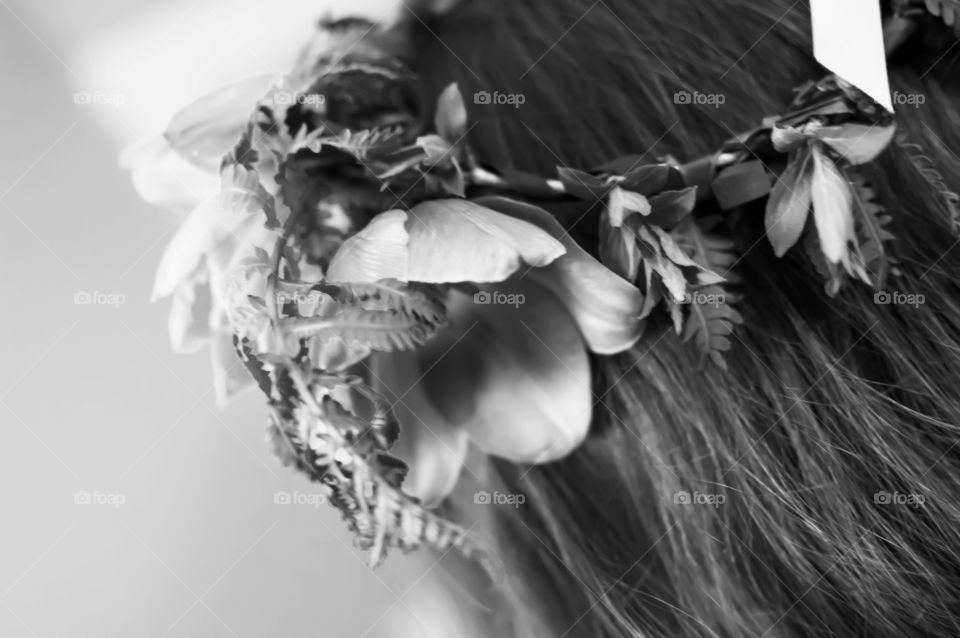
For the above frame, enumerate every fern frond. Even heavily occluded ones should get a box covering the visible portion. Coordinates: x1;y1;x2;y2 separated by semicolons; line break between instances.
846;168;897;288
283;307;441;351
899;138;960;232
318;126;407;161
316;280;447;325
670;217;743;368
681;296;743;370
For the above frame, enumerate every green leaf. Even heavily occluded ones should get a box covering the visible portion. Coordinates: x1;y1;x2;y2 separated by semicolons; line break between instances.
812;123;896;165
599;214;641;281
810;144;854;264
646;187;697;229
607;186;651;226
638;266;664;319
846;168;896;288
804;232;844;297
670;217;739;283
618;164;686;195
434;83;467;142
765;147;814;257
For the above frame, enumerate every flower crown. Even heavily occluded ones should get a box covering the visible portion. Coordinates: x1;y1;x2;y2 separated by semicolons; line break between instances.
129;9;958;572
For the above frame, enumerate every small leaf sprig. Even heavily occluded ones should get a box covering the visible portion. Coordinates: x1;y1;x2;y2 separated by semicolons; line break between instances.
763;75;898;295
559;163;742;367
464;158;744;367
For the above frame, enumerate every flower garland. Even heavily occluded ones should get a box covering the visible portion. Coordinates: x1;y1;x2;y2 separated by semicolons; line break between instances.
129;8;960;571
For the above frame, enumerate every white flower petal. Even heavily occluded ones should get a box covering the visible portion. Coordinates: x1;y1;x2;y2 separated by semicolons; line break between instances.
812;123;896;165
325;210;410;283
211;334;253;407
404;199;566;283
473;196;643;354
164;73;280;171
418;283;591;464
153;198;275;302
168;279;213;354
121;137;219;212
372;349;469;507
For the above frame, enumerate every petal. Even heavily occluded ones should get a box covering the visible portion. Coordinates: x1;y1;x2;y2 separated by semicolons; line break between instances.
121;137;219;212
472;196;644;354
418;283;592;463
325;210;410;283
811;123;896;165
607;186;650;226
211;333;253;406
164;73;280;171
153;199;272;301
372;349;469;507
326;201;566;286
404;199;565;283
770;125;809;153
168;279;213;353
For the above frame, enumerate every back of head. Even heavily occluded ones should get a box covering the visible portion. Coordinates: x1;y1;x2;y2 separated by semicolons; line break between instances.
409;1;960;636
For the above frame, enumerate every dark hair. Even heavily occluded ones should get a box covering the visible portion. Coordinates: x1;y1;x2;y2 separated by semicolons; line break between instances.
412;1;960;636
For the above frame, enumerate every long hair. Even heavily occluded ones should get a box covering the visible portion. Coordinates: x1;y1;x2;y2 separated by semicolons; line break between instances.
406;1;960;636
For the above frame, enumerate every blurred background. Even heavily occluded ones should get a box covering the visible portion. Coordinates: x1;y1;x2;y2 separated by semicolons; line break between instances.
0;1;465;635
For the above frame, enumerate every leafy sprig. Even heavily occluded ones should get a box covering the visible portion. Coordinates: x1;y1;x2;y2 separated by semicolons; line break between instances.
553;163;741;366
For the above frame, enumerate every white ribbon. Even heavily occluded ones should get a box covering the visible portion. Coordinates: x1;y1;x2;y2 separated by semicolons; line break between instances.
810;0;893;111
